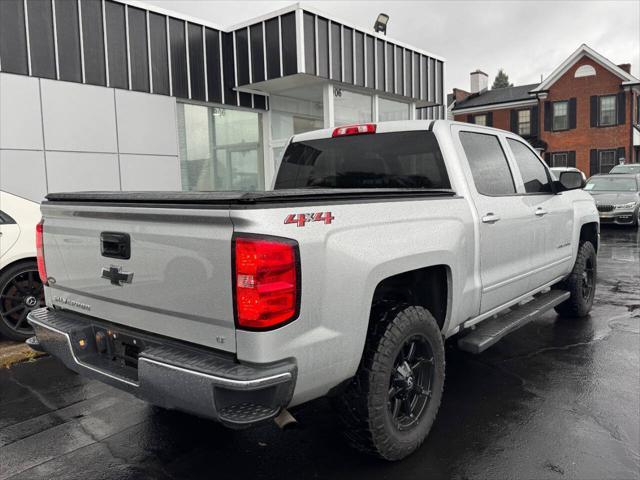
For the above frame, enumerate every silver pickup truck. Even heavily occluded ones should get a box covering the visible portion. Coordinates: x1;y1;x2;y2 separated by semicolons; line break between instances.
28;120;598;460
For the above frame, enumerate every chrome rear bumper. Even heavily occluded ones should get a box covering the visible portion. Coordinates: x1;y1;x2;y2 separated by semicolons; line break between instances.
28;307;296;428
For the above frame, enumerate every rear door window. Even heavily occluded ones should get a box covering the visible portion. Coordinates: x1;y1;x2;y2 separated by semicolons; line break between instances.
507;138;552;193
459;131;516;195
274;131;451;190
0;210;16;225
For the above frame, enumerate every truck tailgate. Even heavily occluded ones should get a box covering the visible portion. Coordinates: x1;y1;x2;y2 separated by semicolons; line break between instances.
41;203;236;352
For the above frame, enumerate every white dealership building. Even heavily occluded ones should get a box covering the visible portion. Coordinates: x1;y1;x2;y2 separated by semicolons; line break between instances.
0;0;445;202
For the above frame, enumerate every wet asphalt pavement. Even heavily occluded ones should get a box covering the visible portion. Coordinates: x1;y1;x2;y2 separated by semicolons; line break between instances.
1;227;639;480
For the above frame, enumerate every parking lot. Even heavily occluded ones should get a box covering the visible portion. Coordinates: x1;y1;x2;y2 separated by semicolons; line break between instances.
0;227;638;480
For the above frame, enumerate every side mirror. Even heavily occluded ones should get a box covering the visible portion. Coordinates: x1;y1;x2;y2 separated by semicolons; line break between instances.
556;171;585;191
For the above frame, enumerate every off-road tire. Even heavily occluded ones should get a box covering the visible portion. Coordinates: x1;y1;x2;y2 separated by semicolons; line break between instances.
334;306;445;461
554;241;597;318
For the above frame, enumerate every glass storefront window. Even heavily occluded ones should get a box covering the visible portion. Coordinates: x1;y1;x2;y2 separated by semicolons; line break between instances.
378;97;409;121
334;89;372;126
270;92;324;171
177;103;264;191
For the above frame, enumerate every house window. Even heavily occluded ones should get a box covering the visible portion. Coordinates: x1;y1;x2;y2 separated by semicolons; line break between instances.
474;114;487;126
552;101;569;130
517;110;531;136
598;150;616;174
551;152;568;167
599;95;617;126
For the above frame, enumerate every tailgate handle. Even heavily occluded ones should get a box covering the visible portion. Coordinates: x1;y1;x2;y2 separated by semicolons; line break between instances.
100;232;131;259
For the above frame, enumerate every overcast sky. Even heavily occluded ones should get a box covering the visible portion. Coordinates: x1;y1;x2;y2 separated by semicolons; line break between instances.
145;0;640;95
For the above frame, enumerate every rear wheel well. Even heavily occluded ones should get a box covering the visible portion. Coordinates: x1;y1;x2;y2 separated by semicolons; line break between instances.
0;257;37;275
580;222;598;252
370;265;449;331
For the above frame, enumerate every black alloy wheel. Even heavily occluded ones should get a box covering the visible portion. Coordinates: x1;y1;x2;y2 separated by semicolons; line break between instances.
581;257;595;302
388;335;435;431
0;263;44;341
335;306;445;461
554;241;597;318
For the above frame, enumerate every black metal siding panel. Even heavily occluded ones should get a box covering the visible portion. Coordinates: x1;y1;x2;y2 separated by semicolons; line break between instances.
105;1;127;89
365;35;374;89
302;13;315;75
26;0;55;79
395;46;403;95
253;94;266;110
0;0;28;75
187;23;205;100
169;18;188;98
376;38;384;90
420;55;427;101
330;21;340;81
265;18;279;80
354;31;364;87
128;7;149;92
221;31;236;105
239;92;252;107
429;57;436;102
149;12;169;95
385;43;394;93
250;23;265;82
205;28;222;103
343;27;353;84
81;0;106;86
405;50;412;97
235;28;249;85
436;60;443;104
54;0;81;82
413;53;420;100
281;12;296;76
316;17;328;78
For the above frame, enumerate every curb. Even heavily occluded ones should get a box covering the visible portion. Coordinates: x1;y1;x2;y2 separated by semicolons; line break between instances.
0;341;45;369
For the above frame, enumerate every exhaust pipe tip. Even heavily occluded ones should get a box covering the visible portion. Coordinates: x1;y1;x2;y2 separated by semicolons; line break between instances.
273;409;297;430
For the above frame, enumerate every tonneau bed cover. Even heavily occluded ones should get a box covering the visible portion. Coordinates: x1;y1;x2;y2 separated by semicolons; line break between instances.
45;188;456;206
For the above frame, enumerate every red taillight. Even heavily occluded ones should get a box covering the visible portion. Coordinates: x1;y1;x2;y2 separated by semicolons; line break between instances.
234;236;299;330
332;123;376;137
36;220;48;285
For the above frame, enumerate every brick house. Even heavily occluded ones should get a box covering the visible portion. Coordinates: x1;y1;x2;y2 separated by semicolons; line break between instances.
451;45;640;176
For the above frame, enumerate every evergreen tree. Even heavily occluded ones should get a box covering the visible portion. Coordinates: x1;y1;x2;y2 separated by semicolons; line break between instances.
492;69;513;89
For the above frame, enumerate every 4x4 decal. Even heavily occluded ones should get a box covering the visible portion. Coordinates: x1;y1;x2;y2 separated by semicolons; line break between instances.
284;212;335;227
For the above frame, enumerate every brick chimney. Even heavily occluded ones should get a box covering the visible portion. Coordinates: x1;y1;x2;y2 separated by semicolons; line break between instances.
470;70;488;94
618;63;631;74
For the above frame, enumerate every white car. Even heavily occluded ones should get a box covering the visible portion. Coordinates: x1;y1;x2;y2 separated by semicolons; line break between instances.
0;191;44;341
550;166;587;182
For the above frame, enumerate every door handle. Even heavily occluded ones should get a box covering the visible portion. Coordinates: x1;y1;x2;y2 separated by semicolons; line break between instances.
481;213;501;224
535;208;548;216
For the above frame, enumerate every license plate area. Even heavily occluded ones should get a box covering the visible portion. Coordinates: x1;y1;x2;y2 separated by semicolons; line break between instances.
69;326;146;382
96;327;143;371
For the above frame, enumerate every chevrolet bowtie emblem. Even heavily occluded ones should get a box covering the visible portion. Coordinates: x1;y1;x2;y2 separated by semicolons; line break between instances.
101;266;134;286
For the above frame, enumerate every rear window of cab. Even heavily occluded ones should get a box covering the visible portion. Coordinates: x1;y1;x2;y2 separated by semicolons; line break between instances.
274;131;451;190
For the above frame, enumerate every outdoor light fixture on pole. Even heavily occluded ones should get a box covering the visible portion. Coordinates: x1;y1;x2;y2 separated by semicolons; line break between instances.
374;13;389;35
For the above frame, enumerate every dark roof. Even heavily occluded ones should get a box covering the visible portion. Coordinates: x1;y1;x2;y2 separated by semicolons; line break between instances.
453;83;539;111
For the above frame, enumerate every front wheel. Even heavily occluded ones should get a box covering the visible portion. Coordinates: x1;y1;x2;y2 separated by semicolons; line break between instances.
554;241;597;318
335;306;445;461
